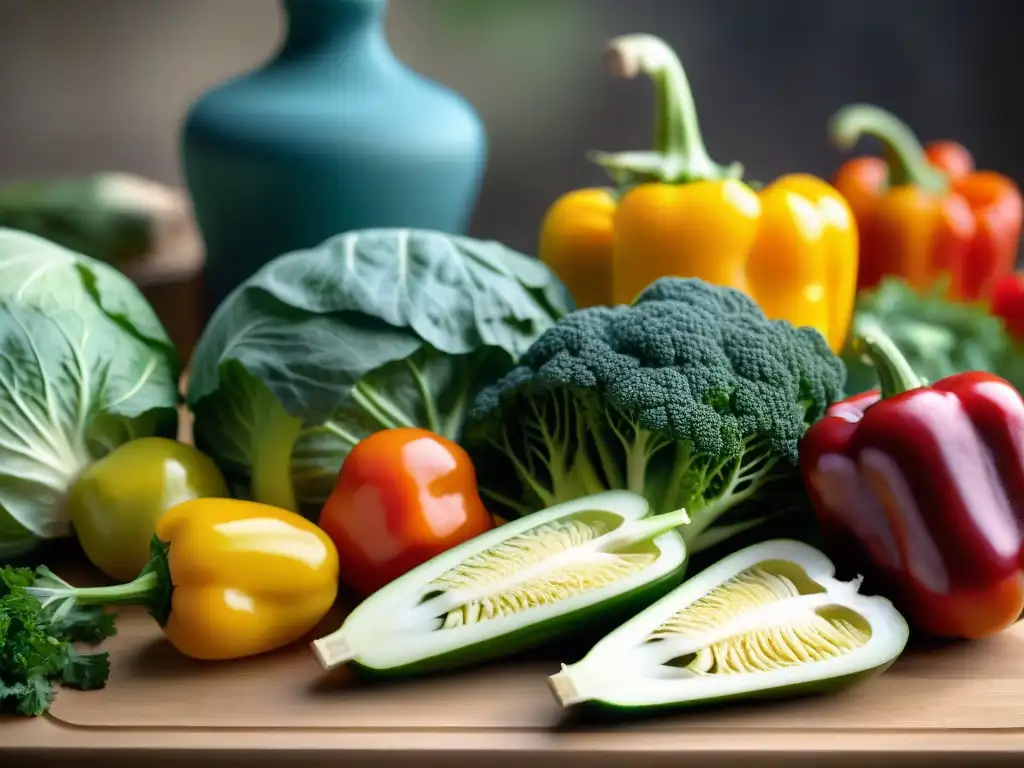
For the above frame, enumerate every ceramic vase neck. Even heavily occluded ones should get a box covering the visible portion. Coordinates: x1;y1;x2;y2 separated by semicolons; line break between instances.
280;0;387;56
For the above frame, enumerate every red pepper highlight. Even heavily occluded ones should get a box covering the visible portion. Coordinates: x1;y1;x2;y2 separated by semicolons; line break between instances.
799;326;1024;640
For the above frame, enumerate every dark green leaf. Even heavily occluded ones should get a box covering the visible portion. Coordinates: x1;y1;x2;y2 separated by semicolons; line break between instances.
0;566;35;593
15;675;55;717
61;646;110;691
50;603;118;644
0;564;114;716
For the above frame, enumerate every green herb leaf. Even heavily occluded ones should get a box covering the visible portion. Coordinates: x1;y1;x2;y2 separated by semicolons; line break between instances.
0;564;115;716
16;675;55;717
52;604;118;645
61;646;111;691
0;566;36;592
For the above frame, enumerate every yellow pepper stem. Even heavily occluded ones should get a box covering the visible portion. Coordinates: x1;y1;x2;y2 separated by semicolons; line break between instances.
24;536;173;626
828;103;949;194
589;33;743;185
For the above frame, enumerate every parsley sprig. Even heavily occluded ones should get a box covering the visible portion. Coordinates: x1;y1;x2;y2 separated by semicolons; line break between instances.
0;566;117;717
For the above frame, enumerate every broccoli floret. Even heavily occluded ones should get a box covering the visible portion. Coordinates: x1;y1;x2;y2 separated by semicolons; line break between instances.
464;277;846;555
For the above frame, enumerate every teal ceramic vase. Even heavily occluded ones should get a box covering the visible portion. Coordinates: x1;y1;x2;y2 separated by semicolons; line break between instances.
181;0;488;314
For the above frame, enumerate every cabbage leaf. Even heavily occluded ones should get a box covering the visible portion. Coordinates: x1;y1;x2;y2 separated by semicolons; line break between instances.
0;229;181;560
187;229;575;516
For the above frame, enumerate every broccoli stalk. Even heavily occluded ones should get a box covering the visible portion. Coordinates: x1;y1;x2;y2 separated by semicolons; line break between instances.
478;391;793;554
466;278;845;556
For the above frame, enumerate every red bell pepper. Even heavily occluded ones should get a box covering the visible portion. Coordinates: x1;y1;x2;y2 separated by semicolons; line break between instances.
830;103;1023;303
990;272;1024;344
799;326;1024;640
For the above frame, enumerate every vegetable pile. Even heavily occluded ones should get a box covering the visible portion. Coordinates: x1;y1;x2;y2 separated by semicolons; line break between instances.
3;29;1024;730
186;228;573;515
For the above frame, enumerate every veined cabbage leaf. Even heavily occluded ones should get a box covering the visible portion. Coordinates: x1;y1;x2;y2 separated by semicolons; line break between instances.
0;229;181;560
186;228;575;517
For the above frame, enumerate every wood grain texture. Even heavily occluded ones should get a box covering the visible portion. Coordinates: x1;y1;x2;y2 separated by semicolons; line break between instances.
37;607;1024;732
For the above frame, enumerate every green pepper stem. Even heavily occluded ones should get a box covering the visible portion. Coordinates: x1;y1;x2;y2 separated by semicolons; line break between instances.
37;569;161;606
828;103;949;193
851;327;925;399
26;536;174;626
590;34;742;184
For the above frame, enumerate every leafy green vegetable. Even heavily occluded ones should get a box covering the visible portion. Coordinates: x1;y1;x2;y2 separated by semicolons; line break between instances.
187;229;575;516
0;565;116;716
841;277;1024;395
0;229;181;561
464;277;846;556
0;174;161;264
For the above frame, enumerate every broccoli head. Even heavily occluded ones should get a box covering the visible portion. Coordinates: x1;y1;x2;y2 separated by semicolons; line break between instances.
464;277;846;555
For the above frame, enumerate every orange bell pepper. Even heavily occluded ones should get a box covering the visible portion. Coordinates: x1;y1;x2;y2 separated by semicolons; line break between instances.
538;34;858;353
317;428;494;598
829;103;1023;302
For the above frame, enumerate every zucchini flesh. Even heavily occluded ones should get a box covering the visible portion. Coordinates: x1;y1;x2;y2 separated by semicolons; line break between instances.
311;490;690;678
548;539;910;714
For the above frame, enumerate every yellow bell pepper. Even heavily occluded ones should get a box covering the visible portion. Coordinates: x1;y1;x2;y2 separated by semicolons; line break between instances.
538;34;858;353
29;498;340;661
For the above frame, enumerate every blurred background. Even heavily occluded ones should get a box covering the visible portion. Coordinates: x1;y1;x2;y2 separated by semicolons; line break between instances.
1;0;1020;356
2;0;1019;253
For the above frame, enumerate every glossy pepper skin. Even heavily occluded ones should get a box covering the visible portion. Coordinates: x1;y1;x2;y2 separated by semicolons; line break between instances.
538;34;858;353
36;498;340;660
318;427;494;598
799;327;1024;640
830;104;1023;302
990;272;1024;343
68;437;230;583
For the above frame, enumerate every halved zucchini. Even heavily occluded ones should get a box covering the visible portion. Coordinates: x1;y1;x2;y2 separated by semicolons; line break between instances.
548;539;910;715
311;490;690;679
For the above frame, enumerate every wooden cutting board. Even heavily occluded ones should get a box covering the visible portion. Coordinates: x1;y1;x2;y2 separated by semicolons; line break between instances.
3;411;1024;766
3;594;1024;767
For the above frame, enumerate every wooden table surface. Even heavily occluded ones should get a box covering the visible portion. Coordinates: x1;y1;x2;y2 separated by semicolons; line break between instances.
4;550;1024;767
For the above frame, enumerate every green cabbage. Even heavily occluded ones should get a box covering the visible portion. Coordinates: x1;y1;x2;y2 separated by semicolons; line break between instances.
0;229;181;560
187;228;575;517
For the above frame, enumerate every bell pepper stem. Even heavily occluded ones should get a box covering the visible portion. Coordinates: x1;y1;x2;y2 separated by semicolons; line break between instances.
829;103;949;194
607;35;709;170
33;569;161;606
591;34;742;184
851;327;925;399
25;536;175;625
